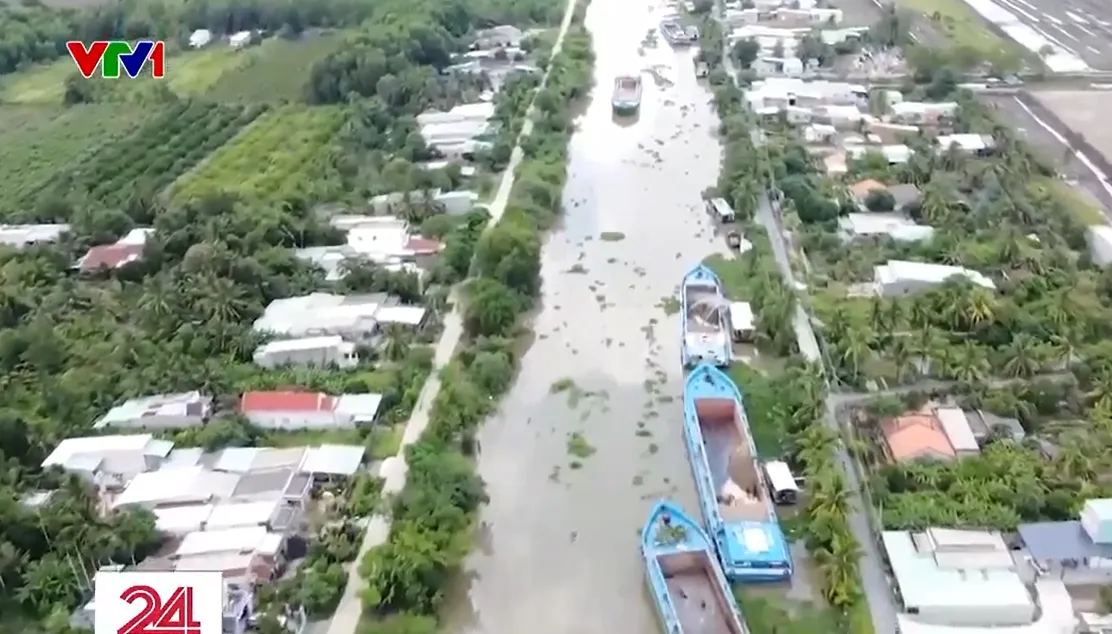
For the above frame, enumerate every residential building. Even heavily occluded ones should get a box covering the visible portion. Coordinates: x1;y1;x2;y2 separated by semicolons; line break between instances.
873;260;995;296
838;213;933;243
252;336;358;369
418;160;477;177
253;293;426;341
239;391;383;429
1019;515;1112;585
802;123;837;144
772;7;843;23
0;223;69;248
964;409;1026;442
881;414;955;462
889;101;958;124
473;25;522;49
850;178;888;203
93;391;214;430
368;189;480;216
418;102;495;155
845;143;911;165
295;245;421;282
882;528;1034;626
934;407;980;457
1087;225;1112;267
42;434;173;487
745;78;867;110
230;31;253;49
189;29;213;48
937;133;996;155
75;228;153;273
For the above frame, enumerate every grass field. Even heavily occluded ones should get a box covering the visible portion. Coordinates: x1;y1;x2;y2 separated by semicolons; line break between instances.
170;104;346;203
0;105;150;211
0;34;342;105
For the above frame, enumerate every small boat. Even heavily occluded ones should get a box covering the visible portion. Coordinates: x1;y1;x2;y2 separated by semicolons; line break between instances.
641;500;748;634
612;75;642;116
660;20;696;46
683;364;792;582
681;264;731;368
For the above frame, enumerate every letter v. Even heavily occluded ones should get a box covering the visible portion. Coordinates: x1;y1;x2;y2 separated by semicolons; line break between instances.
66;41;107;79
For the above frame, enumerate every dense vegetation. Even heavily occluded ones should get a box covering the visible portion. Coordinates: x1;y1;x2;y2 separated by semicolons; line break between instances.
357;6;592;633
698;15;873;634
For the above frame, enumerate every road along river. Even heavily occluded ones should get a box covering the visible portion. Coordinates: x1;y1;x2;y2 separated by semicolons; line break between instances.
450;1;732;632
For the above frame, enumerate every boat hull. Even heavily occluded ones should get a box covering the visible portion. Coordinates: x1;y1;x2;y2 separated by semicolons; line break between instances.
612;77;642;116
641;500;747;634
682;364;793;583
681;264;731;368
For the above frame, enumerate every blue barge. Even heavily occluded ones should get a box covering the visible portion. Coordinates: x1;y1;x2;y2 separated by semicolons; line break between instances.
681;264;731;368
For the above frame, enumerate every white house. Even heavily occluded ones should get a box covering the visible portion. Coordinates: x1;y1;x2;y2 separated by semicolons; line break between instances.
729;302;755;342
0;223;70;248
93;391;214;430
845;144;911;165
189;29;213;48
42;434;172;487
889;101;958;124
473;25;522;50
934;407;980;457
882;528;1034;626
937;134;996;155
838;214;933;243
229;31;253;50
252;336;358;369
874;260;995;296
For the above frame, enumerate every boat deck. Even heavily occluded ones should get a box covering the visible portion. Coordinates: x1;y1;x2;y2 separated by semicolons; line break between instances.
697;399;770;522
661;553;740;634
686;287;724;334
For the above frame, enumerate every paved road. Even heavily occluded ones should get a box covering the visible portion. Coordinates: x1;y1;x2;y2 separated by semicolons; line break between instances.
322;2;581;633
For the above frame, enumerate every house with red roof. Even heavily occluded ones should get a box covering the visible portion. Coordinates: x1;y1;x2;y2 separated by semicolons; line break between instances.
239;390;383;430
75;228;154;274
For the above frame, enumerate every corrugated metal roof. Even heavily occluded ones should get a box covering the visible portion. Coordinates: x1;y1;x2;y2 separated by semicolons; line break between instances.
300;445;365;476
935;408;979;453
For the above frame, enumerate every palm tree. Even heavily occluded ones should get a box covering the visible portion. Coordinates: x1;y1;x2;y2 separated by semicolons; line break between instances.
888;337;917;384
1001;334;1042;378
381;325;410;362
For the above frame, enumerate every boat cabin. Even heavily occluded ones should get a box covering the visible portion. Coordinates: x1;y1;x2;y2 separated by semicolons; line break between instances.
764;460;799;505
695;60;709;78
729;301;754;342
706;198;735;223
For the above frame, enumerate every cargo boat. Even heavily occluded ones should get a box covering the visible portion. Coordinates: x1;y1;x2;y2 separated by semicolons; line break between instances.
612;75;642;116
683;364;792;582
660;20;699;45
681;264;731;368
641;500;748;634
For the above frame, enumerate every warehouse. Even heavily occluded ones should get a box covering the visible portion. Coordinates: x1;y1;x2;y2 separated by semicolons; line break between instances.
882;528;1034;626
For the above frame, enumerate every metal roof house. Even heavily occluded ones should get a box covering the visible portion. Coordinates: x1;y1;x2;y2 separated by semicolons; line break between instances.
42;434;172;487
93;391;214;430
0;223;70;248
882;528;1034;627
874;260;995;296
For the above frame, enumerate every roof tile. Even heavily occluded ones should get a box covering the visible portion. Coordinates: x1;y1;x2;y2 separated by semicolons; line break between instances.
882;414;955;462
239;391;335;413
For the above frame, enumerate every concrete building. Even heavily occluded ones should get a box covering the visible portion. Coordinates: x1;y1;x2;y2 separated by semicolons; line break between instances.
42;434;172;487
473;25;522;49
845;143;911;165
874;260;995;296
93;391;214;430
75;228;153;273
889;101;959;124
252;336;358;369
229;31;253;49
368;189;480;216
838;213;934;243
729;301;755;342
0;223;70;248
937;134;996;156
239;391;383;429
418;102;495;156
745;78;868;110
883;528;1035;626
189;29;213;48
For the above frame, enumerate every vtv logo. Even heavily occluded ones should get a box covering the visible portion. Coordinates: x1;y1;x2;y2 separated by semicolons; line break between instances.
66;40;166;79
94;571;222;634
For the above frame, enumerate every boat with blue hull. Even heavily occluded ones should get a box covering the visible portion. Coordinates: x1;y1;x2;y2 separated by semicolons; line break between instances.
681;264;731;368
641;500;749;634
683;364;792;582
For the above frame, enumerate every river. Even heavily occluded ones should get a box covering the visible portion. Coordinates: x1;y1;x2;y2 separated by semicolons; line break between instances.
450;0;730;631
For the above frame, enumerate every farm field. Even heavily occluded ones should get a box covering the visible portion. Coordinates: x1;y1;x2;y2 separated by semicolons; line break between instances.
0;104;151;213
203;33;344;103
170;104;346;204
58;101;269;207
0;34;343;105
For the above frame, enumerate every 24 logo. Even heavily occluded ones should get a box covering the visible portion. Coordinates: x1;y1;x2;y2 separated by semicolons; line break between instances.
93;571;223;634
118;586;200;634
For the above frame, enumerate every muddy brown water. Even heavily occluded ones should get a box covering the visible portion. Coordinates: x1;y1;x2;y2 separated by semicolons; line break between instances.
448;0;731;632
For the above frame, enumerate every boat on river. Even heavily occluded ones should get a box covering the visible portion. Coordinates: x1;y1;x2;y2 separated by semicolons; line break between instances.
612;75;643;116
641;500;748;634
681;264;731;368
660;20;699;45
683;364;792;582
